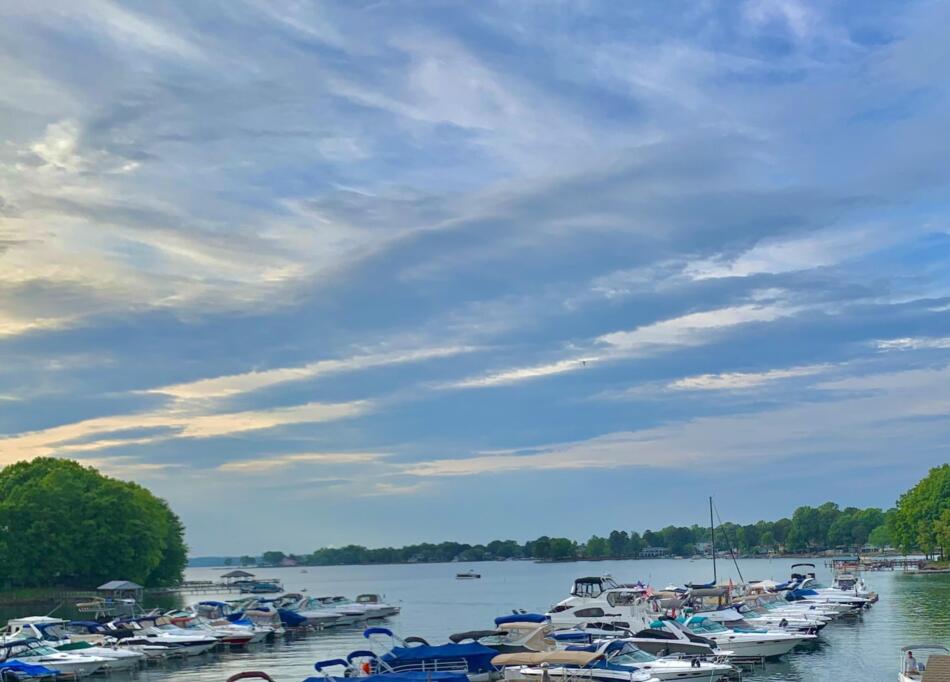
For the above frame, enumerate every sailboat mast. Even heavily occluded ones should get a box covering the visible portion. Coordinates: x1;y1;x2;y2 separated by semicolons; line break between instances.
710;496;717;584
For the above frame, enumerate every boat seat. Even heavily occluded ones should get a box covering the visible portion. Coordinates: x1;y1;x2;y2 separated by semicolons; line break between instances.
923;656;950;682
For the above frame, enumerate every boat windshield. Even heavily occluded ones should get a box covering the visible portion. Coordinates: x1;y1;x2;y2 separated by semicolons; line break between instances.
688;620;728;633
38;624;69;640
608;644;655;664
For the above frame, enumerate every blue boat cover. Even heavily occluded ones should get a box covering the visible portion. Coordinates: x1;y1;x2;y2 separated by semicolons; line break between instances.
278;608;308;626
307;673;469;682
0;661;59;676
199;600;229;607
382;643;497;673
494;613;547;625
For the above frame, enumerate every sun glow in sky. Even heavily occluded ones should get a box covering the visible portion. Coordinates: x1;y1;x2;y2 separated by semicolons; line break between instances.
2;0;950;553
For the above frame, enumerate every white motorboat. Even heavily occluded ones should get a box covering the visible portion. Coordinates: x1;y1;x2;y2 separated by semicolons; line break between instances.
692;606;825;634
356;594;401;618
2;617;145;671
546;576;658;631
518;639;734;681
899;644;950;682
294;596;357;627
680;616;815;658
0;638;111;677
106;620;218;657
492;646;660;682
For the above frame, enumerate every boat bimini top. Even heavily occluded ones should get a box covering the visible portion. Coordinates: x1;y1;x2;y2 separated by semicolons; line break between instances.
491;650;604;667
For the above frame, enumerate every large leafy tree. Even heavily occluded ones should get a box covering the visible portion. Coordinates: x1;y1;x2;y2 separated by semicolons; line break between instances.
0;458;187;588
891;464;950;558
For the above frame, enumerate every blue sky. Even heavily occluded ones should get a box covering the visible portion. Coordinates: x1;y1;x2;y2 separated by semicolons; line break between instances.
2;0;950;554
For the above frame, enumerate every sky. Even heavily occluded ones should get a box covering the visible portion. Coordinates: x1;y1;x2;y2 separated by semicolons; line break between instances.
2;0;950;555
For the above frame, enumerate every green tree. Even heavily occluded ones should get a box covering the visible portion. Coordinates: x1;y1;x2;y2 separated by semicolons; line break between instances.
0;458;186;588
867;524;892;549
892;465;950;557
261;551;286;566
584;535;609;558
224;558;233;566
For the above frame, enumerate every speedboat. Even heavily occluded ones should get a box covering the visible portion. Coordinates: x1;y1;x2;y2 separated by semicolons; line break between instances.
63;621;171;660
679;616;815;658
0;660;59;680
356;594;401;618
106;619;218;657
2;617;145;671
604;621;728;658
496;639;733;682
451;614;554;655
692;606;825;634
457;570;481;579
899;644;950;682
0;638;111;677
491;647;657;682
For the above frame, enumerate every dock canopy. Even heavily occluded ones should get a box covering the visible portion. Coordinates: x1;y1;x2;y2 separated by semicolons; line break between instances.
97;580;143;591
222;570;255;578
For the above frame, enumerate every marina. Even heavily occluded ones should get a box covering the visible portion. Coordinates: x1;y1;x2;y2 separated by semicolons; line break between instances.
0;559;947;682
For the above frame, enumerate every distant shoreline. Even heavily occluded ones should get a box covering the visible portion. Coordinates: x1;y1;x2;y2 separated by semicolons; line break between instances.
188;552;905;570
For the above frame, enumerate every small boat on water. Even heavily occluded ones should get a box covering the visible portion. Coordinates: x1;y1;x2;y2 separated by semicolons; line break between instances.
0;638;111;678
2;617;145;670
493;640;732;682
457;570;481;579
899;644;950;682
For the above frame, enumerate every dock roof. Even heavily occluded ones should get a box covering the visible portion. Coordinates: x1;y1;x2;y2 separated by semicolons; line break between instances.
97;580;143;591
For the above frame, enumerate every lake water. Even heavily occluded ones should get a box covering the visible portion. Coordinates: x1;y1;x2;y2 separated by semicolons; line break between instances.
36;559;950;682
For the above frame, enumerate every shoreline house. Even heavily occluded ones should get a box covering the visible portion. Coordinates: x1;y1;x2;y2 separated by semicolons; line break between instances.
639;546;670;559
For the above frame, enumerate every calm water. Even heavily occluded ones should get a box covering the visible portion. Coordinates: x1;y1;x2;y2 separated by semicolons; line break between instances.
35;560;950;682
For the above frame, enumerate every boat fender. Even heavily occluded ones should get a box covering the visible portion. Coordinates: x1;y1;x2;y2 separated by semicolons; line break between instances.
361;662;372;676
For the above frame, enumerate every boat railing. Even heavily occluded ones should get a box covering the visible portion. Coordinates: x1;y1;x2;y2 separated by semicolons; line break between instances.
380;659;472;675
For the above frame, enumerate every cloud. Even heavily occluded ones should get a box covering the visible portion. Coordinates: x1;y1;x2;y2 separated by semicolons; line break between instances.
0;400;371;463
151;346;477;400
668;364;831;390
875;337;950;352
448;302;800;389
218;451;387;473
449;357;598;389
407;363;950;479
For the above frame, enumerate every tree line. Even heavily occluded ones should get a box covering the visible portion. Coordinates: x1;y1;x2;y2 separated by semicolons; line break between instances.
224;467;950;569
247;501;904;567
0;458;188;589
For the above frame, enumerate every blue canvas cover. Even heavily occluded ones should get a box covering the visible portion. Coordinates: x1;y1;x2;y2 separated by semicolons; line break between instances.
494;613;546;625
382;643;497;673
0;661;59;677
278;608;308;626
308;673;469;682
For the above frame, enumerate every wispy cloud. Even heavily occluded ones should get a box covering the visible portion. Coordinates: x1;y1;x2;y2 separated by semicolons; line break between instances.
218;451;387;473
0;400;371;463
448;302;799;389
875;337;950;352
407;363;950;479
668;364;831;391
151;346;477;400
